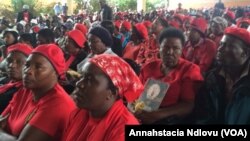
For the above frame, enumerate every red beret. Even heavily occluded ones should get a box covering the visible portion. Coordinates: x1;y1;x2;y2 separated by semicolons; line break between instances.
190;17;207;35
225;27;250;45
7;43;33;56
32;44;66;76
121;21;131;31
74;23;88;36
67;30;86;48
135;23;148;40
237;19;250;27
114;20;122;28
143;20;152;28
224;10;235;20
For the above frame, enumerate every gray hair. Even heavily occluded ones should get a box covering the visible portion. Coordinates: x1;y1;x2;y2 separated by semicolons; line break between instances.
212;17;228;29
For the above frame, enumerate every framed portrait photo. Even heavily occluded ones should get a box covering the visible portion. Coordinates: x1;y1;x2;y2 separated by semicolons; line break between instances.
128;79;170;113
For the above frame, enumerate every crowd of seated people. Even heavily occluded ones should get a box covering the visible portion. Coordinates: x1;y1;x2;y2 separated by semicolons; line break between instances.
0;0;249;140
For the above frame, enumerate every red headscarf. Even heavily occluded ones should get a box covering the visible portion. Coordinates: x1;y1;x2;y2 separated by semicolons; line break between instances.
89;54;144;102
135;23;148;40
224;27;250;45
7;43;33;56
32;44;66;76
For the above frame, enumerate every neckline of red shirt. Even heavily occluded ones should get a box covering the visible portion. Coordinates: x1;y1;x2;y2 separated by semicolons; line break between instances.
155;58;184;78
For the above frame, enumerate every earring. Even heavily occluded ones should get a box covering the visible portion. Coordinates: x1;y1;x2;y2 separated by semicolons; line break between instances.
241;53;246;57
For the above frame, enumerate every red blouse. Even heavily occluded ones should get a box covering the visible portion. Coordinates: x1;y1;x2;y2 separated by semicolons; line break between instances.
62;100;139;141
122;41;143;61
139;58;203;107
136;36;160;66
2;83;76;140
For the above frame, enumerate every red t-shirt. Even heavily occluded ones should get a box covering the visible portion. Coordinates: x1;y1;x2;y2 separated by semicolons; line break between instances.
139;58;203;107
122;41;144;61
2;83;76;140
62;100;139;141
182;38;217;72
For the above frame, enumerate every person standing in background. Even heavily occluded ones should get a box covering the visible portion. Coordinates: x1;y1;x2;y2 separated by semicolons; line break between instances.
214;0;225;10
16;5;33;23
99;0;113;21
54;2;62;16
176;3;184;14
62;3;68;16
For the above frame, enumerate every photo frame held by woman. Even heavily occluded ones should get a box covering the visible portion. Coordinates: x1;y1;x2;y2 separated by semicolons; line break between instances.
128;78;170;113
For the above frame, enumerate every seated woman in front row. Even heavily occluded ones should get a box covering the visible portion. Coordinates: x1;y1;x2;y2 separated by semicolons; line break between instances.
0;44;76;141
62;54;144;141
0;43;32;113
137;28;203;124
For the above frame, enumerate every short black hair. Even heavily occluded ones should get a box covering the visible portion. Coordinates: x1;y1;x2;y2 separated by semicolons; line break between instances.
38;28;55;44
159;27;185;46
3;30;19;44
19;33;36;47
20;33;33;42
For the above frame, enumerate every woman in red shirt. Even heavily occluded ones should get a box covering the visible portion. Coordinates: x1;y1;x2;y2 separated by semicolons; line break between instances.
137;28;203;124
62;54;144;141
63;29;87;71
0;44;76;141
183;17;217;73
0;43;32;113
1;31;19;58
136;17;169;66
123;23;148;61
